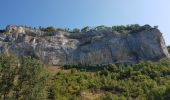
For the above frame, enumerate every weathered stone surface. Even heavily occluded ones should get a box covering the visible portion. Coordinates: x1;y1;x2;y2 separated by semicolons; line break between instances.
0;25;169;66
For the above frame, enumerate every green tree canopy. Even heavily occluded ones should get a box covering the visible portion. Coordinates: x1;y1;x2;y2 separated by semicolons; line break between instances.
0;54;48;100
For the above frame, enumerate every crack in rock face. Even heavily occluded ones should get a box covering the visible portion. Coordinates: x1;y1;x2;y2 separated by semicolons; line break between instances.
0;25;169;66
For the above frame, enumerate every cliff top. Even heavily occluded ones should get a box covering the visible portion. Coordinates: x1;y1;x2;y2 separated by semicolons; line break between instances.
0;24;158;35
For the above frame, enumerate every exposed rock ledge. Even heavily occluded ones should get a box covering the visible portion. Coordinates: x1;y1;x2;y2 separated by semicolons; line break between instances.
0;25;169;66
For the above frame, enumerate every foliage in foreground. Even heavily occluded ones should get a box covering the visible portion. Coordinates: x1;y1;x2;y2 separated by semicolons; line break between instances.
1;54;170;100
0;54;48;100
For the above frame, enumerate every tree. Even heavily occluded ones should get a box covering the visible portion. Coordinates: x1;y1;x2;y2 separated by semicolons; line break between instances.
154;26;158;29
167;46;170;53
0;54;18;100
40;26;57;33
142;24;152;30
0;54;48;100
95;25;108;31
0;54;84;100
163;87;170;100
81;26;90;33
64;28;70;32
45;26;56;32
147;86;165;100
15;57;48;100
72;28;80;33
0;30;5;33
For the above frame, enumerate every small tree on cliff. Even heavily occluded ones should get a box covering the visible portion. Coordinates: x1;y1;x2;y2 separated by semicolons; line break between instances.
72;28;80;33
81;26;90;33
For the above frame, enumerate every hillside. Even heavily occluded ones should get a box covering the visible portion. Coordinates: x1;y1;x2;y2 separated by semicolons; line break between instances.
0;24;169;66
0;24;170;99
1;54;170;100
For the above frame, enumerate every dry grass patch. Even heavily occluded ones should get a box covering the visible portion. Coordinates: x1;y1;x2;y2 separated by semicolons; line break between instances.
46;65;70;75
80;90;104;100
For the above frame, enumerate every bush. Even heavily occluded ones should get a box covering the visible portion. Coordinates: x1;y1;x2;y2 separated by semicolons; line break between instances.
41;26;56;32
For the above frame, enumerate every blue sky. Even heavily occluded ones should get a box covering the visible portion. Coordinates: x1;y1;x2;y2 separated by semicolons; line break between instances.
0;0;170;45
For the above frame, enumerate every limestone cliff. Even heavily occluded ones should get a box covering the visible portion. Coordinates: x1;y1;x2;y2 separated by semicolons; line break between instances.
0;25;169;66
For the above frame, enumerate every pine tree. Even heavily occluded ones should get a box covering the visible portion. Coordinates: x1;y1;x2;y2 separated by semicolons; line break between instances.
0;54;18;100
15;57;48;100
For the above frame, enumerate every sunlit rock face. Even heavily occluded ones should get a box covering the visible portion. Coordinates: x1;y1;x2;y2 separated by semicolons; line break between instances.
0;25;169;66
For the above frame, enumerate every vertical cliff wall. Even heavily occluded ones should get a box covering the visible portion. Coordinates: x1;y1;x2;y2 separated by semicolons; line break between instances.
0;25;169;66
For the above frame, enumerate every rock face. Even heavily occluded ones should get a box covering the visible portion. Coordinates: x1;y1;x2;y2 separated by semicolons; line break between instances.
0;25;169;66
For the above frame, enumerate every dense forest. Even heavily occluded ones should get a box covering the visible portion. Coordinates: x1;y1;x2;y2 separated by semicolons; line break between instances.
0;53;170;100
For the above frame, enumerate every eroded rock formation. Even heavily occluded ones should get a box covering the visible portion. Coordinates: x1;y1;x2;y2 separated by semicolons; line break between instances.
0;25;169;66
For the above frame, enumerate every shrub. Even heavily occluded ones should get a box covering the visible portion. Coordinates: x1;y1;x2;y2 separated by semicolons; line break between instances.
41;26;56;32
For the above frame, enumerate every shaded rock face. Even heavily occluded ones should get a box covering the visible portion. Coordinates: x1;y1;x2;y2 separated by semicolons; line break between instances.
0;25;169;66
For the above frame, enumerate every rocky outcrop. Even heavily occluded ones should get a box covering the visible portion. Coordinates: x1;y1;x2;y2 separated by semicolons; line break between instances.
0;25;169;66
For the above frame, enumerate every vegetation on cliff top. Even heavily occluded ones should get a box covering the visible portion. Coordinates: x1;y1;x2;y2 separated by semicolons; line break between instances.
38;24;157;35
1;54;170;100
0;24;159;37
